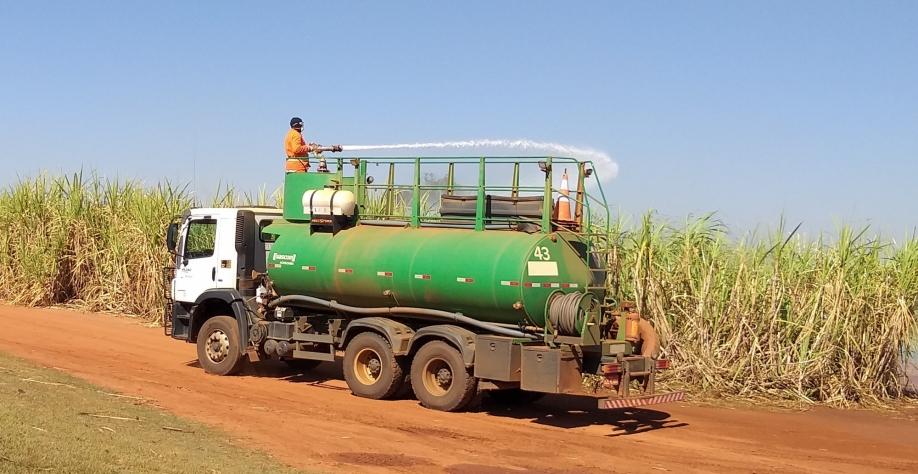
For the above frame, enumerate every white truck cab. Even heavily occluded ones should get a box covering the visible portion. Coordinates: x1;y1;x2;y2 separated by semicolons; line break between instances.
165;207;281;340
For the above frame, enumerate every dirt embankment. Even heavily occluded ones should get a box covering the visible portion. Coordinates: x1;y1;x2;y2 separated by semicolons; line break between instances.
0;305;916;473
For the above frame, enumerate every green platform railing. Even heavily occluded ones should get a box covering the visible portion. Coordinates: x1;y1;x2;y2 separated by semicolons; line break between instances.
298;155;612;252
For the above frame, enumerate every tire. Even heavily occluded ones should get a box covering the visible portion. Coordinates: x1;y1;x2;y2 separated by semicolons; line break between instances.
283;358;322;372
486;388;545;406
343;332;405;400
410;340;478;412
196;315;246;376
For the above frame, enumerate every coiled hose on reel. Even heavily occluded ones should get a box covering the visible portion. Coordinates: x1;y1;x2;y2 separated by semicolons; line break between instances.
547;291;591;336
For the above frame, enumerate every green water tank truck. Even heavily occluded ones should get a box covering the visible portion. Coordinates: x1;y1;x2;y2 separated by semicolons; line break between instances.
164;156;683;411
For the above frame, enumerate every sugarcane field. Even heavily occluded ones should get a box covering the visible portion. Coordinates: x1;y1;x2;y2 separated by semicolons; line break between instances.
1;3;917;474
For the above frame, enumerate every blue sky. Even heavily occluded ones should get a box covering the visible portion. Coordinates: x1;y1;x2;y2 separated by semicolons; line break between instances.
1;1;916;238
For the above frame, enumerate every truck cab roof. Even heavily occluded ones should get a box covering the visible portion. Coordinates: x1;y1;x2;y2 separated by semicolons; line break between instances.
186;207;282;217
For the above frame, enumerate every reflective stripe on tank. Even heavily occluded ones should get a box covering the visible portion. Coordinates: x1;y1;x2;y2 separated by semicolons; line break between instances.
456;277;474;283
518;282;579;288
267;263;281;269
337;268;353;274
414;274;431;280
376;271;393;277
500;281;521;287
301;265;316;271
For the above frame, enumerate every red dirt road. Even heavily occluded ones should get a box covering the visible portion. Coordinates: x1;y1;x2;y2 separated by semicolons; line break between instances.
1;305;916;473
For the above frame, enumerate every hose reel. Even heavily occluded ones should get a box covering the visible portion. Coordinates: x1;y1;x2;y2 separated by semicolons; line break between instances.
547;291;596;336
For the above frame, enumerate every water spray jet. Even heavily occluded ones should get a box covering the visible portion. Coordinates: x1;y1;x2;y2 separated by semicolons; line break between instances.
339;139;618;180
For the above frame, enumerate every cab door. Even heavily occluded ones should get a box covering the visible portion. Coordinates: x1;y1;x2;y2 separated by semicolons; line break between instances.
212;213;238;289
173;217;220;303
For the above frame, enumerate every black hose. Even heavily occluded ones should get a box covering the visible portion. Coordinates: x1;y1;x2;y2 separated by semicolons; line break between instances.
359;219;513;230
268;294;538;339
549;292;583;336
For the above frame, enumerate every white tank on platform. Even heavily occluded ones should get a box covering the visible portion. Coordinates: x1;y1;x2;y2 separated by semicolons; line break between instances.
302;188;356;217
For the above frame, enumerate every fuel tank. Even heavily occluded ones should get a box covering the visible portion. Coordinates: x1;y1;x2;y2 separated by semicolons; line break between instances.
264;222;596;328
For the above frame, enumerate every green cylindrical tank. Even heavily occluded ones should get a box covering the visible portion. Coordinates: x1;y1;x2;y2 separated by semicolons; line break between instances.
265;223;595;328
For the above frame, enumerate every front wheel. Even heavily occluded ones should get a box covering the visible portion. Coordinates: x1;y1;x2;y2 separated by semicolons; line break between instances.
196;316;246;376
410;340;478;412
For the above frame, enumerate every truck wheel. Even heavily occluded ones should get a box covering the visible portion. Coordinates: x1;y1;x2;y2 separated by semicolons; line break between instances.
343;332;404;400
486;388;545;406
410;340;478;412
197;316;246;376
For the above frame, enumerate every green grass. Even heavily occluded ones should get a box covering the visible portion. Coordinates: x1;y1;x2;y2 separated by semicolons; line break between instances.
0;351;300;474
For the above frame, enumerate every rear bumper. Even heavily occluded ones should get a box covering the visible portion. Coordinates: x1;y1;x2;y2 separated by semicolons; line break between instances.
598;391;685;410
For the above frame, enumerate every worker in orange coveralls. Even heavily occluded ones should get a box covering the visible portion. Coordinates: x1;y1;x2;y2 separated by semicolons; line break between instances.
284;117;343;173
285;117;313;173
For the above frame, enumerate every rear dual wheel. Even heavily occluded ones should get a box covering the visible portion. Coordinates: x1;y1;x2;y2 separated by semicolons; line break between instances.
342;334;478;411
410;341;478;412
343;332;406;400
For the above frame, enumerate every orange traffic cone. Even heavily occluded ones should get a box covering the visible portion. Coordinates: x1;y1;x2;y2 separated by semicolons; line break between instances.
557;168;572;221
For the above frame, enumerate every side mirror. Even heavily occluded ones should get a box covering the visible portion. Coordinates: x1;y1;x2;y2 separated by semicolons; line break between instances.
166;223;179;254
366;176;375;184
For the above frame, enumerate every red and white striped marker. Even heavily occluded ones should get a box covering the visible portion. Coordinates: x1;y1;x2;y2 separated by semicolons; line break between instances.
598;392;685;409
518;282;580;288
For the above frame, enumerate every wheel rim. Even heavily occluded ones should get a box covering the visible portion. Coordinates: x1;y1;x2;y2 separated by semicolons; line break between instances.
421;357;453;397
205;329;230;363
353;347;383;385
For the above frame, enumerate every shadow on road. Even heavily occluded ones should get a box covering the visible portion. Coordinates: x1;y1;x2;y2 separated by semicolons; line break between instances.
186;357;688;436
478;393;688;436
186;357;352;390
